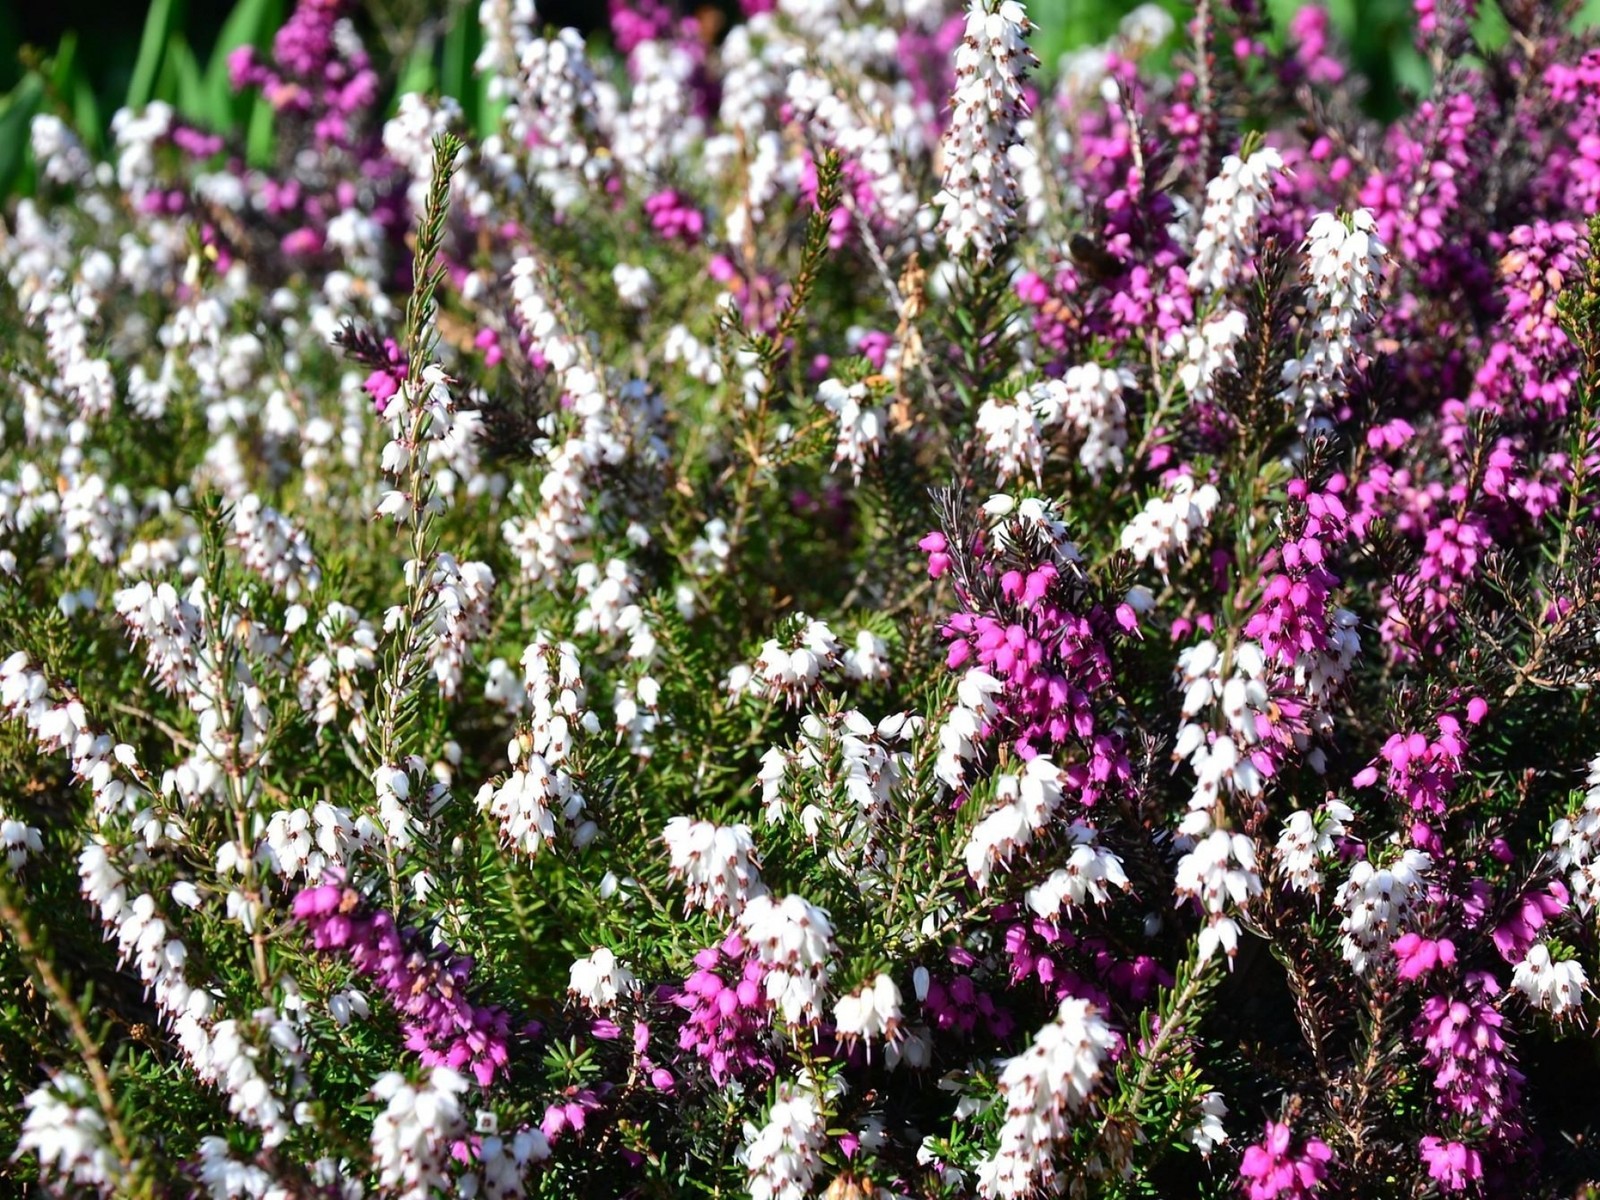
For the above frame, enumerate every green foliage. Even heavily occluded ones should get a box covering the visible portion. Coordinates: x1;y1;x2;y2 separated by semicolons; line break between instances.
0;0;1483;205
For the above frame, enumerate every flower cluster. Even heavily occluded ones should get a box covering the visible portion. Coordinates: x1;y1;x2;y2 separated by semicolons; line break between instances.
293;884;516;1087
5;0;1600;1195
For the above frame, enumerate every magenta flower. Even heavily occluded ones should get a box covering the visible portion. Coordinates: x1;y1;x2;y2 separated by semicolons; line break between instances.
668;934;775;1084
919;531;952;579
643;189;704;245
1491;883;1568;963
1392;933;1458;982
1238;1120;1333;1199
1419;1136;1484;1192
292;884;516;1088
1415;972;1524;1133
927;514;1130;799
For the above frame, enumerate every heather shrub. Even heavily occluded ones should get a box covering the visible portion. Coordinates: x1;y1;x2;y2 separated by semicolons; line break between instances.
3;0;1600;1197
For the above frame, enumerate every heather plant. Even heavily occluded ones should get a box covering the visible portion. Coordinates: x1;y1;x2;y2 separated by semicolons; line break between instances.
3;0;1600;1197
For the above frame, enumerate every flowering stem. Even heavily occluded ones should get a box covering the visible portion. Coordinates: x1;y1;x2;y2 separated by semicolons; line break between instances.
367;133;464;900
726;151;842;559
0;878;134;1173
196;499;272;989
1094;946;1216;1173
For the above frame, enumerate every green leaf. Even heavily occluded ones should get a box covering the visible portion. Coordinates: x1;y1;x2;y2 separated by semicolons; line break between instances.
44;32;102;154
0;73;44;201
127;0;188;111
394;36;438;105
162;33;208;121
71;77;103;152
203;0;284;131
40;31;100;155
245;90;275;165
440;2;477;118
48;31;79;94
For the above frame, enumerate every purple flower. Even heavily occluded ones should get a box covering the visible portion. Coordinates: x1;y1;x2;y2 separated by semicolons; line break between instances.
1238;1120;1333;1199
668;935;775;1084
293;884;516;1088
1420;1136;1483;1192
1414;972;1524;1134
1392;933;1457;981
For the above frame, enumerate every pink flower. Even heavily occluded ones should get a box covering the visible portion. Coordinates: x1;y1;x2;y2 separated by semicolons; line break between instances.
1491;883;1568;962
1414;972;1524;1132
1419;1136;1483;1191
1238;1120;1333;1199
1392;933;1457;981
365;369;401;411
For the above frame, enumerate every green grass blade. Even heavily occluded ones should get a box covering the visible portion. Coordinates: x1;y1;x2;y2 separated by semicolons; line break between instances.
46;31;103;154
0;73;45;201
441;2;475;112
48;31;79;94
203;0;284;131
164;33;208;122
127;0;187;111
394;36;437;105
245;90;275;165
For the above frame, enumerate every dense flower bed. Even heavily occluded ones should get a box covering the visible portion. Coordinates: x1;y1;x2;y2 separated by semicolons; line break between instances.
3;0;1600;1196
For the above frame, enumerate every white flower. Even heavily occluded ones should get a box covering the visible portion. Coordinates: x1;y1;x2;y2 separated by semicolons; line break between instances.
476;1123;552;1199
1120;475;1220;575
611;263;656;310
1333;849;1432;973
1512;943;1587;1017
1188;148;1288;296
478;634;593;856
833;973;903;1046
740;1079;827;1200
329;989;371;1027
818;378;886;482
1117;3;1175;55
567;947;639;1010
1165;307;1248;407
662;817;767;915
1024;826;1130;916
975;997;1118;1198
476;755;559;856
197;1135;276;1198
752;618;842;705
229;493;320;600
1188;1091;1229;1156
263;802;361;881
502;29;612;210
841;629;891;683
18;1073;120;1192
1275;800;1352;894
736;893;836;1026
934;0;1039;262
688;518;732;577
2;815;43;871
1281;208;1387;416
370;1069;468;1200
975;394;1043;483
1173;829;1262;965
1176;733;1265;832
112;579;205;699
1551;754;1600;913
963;757;1068;888
27;280;116;422
30;113;94;186
1031;363;1134;477
935;668;1004;789
421;555;494;701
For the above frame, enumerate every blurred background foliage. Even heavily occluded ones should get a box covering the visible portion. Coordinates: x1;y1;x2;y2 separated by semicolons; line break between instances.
0;0;1598;202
